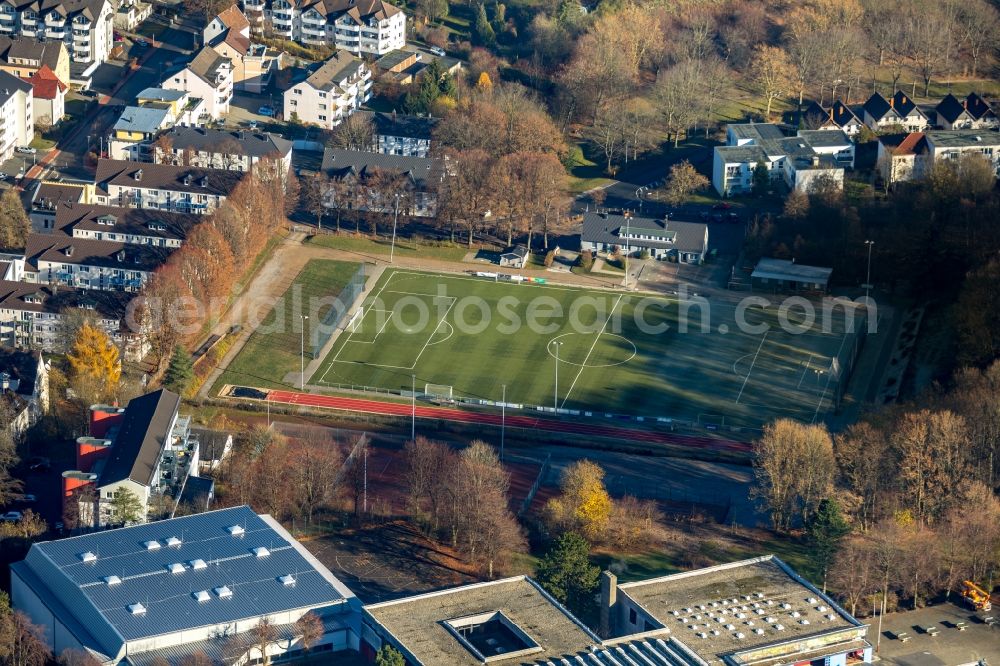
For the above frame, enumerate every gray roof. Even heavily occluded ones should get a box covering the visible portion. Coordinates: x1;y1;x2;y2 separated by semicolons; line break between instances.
190;426;232;461
714;144;769;165
136;87;187;103
370;111;438;141
364;576;599;666
728;123;785;143
581;212;708;253
796;130;851;148
617;556;864;665
179;46;231;88
157;126;292;159
303;51;365;92
322;148;442;189
98;388;180;487
0;69;32;105
533;637;706;666
113;106;171;135
0;279;131;322
53;203;198;242
0;35;65;71
24;233;174;272
94;159;247;198
751;258;832;284
10;506;355;660
0;348;42;397
923;129;1000;149
31;181;87;213
178;475;214;509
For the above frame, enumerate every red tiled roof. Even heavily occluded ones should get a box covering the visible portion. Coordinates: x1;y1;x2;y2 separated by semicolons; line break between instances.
215;4;250;31
23;65;67;101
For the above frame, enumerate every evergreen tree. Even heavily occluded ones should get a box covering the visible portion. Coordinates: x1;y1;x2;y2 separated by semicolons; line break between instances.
807;498;851;592
0;188;30;250
108;487;144;525
375;645;404;666
536;532;600;619
474;3;496;47
404;60;444;114
752;161;770;195
163;345;194;395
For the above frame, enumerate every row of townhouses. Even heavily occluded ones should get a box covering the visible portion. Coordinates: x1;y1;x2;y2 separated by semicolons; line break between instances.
803;91;998;136
240;0;405;56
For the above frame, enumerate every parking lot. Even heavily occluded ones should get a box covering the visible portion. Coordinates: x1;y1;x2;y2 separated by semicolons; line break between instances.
875;602;999;665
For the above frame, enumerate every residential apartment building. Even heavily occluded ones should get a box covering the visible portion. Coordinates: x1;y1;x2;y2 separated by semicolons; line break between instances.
0;348;47;438
712;124;853;196
371;111;437;157
24;64;64;126
93;159;246;214
877;132;930;186
924;129;1000;175
203;3;249;44
0;0;114;65
242;0;405;56
136;87;207;126
161;46;233;120
151;125;292;173
113;0;151;31
0;278;135;354
53;203;197;248
863;91;929;132
284;51;370;128
203;4;280;93
111;105;173;159
321;147;442;217
0;35;69;84
29;179;92;230
12;505;359;665
0;69;32;162
22;232;171;292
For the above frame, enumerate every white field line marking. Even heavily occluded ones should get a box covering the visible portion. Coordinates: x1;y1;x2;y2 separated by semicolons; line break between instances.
797;353;815;389
409;296;458;371
811;329;851;423
735;331;769;405
559;294;623;410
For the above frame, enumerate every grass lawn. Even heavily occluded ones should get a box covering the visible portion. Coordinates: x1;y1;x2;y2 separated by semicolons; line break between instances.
30;135;56;151
306;232;471;263
565;142;615;194
212;259;365;393
311;268;867;426
593;548;680;583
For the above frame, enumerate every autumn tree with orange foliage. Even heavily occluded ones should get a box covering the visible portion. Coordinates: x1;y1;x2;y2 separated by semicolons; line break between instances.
67;322;121;401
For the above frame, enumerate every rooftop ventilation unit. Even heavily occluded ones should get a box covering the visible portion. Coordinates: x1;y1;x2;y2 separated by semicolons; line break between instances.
192;590;210;603
790;611;800;618
781;603;791;610
775;624;785;631
735;632;745;639
671;610;679;616
725;624;735;631
696;632;707;639
128;603;146;615
165;536;182;547
825;614;837;621
167;562;185;574
817;605;828;612
755;592;764;598
800;619;810;626
278;574;296;587
79;552;96;563
252;547;270;558
806;597;818;604
227;525;245;536
144;540;161;551
189;559;207;570
697;605;706;611
754;628;765;635
104;575;121;585
214;586;233;598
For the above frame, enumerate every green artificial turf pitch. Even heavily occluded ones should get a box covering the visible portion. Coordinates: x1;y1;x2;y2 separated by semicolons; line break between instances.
310;269;865;427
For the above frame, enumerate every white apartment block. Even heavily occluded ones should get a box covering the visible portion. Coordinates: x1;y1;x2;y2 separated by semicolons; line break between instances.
713;124;853;197
0;69;32;162
151;126;293;174
161;47;233;120
924;130;1000;175
284;51;370;128
93;160;246;215
242;0;405;56
0;0;114;65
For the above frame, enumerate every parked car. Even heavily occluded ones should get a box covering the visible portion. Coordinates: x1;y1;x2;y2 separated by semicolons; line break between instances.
726;212;740;222
257;106;274;117
429;46;446;57
0;173;8;181
134;37;148;47
19;494;36;503
2;511;23;522
712;202;732;210
247;119;258;129
15;146;35;155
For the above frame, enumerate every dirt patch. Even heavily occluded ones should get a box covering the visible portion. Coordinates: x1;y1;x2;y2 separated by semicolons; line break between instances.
303;521;478;603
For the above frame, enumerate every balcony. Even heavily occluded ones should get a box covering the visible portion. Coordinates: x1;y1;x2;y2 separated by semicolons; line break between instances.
45;16;65;26
46;27;65;37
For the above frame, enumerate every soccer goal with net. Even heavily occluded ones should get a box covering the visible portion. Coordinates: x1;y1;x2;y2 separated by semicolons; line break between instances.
345;307;365;333
424;383;453;400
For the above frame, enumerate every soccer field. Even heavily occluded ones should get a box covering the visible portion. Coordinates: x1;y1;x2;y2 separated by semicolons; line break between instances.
311;270;867;427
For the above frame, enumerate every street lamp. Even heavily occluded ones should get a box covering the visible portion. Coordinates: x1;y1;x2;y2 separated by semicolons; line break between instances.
299;315;309;390
863;240;875;301
411;373;415;441
389;193;401;263
550;340;562;410
500;384;506;462
623;211;632;290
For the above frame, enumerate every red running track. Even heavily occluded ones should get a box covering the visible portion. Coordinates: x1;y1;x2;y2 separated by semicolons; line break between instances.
266;389;752;454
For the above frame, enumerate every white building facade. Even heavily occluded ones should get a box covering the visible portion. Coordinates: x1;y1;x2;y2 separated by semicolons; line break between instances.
243;0;404;56
284;52;371;128
0;0;114;65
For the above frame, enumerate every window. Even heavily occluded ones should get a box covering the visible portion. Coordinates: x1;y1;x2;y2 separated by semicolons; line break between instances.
319;103;326;110
319;115;326;121
629;608;637;625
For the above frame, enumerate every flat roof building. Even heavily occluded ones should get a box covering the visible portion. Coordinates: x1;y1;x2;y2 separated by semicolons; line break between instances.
11;505;359;665
751;258;832;292
613;556;870;666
